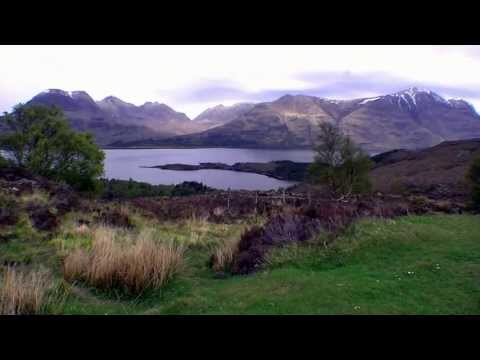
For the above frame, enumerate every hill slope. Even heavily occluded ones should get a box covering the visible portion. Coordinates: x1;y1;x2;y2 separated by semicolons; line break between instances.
193;103;256;129
25;89;208;146
121;88;480;153
370;138;480;196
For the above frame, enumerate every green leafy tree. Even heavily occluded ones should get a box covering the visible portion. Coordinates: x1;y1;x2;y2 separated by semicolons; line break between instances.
0;104;104;191
467;156;480;210
308;122;372;198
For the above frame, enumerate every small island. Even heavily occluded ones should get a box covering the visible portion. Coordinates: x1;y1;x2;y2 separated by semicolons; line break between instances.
142;160;311;181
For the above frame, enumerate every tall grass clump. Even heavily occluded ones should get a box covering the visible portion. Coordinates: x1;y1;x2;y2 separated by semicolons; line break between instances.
63;227;184;295
0;266;54;315
210;238;240;273
186;214;210;247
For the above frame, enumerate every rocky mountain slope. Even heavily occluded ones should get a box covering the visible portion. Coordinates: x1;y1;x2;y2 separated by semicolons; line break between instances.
193;103;256;129
25;89;207;146
119;88;480;153
96;96;206;134
11;87;480;152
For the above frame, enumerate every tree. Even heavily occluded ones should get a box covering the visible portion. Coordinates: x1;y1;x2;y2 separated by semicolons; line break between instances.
467;156;480;210
0;104;104;191
308;122;372;198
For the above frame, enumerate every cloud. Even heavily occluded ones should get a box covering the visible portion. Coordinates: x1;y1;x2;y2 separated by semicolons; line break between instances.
157;80;249;103
2;45;480;117
158;71;480;109
296;71;480;99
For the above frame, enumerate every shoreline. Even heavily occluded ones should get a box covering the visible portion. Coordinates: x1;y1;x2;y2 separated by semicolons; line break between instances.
143;161;311;182
102;146;315;150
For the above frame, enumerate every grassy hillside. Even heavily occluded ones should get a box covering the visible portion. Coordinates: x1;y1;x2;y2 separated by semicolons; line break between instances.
2;205;478;314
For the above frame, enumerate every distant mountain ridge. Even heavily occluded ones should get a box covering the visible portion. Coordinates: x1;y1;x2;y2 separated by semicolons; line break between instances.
193;103;256;128
26;89;209;146
118;87;480;154
9;87;480;153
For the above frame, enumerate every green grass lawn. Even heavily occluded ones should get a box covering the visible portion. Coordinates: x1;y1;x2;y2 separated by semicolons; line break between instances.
55;214;480;315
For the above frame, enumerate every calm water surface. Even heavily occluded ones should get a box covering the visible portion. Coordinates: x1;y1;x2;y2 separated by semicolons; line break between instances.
104;148;315;190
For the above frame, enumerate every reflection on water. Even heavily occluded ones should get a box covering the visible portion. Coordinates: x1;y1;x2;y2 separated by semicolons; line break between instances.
104;148;315;191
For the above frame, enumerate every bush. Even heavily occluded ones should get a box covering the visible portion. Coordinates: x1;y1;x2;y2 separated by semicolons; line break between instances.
171;181;211;196
467;156;480;210
63;227;184;295
0;104;104;192
0;266;54;315
99;179;211;199
308;122;372;197
100;178;172;199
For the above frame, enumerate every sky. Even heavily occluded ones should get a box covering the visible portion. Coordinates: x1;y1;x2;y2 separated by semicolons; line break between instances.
1;45;480;119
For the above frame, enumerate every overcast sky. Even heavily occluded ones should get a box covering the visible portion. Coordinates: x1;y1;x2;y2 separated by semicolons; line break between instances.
1;45;480;118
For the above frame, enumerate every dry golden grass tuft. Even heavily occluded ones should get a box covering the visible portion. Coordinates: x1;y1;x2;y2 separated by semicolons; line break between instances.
63;248;90;283
63;227;184;295
0;266;54;315
186;214;210;246
211;238;240;273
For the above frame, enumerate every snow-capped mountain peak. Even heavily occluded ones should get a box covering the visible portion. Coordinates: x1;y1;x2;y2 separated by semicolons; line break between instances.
392;87;449;105
357;87;454;112
358;96;382;105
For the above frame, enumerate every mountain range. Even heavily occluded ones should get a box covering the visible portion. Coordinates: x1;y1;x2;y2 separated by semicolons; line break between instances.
13;87;480;153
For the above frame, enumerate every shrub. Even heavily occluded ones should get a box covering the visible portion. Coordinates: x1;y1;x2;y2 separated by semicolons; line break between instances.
309;122;372;198
100;178;172;199
0;266;54;315
99;179;211;199
171;181;211;196
63;227;184;295
0;104;104;192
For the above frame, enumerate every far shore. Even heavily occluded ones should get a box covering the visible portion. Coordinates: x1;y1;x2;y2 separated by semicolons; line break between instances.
101;146;315;150
143;160;311;182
